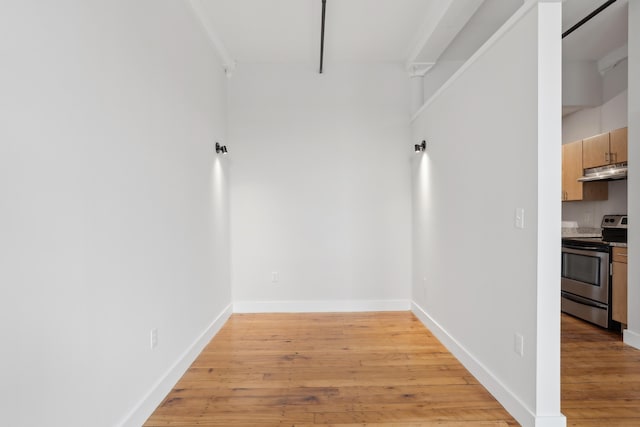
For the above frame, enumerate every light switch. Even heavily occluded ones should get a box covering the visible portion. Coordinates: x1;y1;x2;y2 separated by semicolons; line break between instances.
515;208;525;229
514;333;524;357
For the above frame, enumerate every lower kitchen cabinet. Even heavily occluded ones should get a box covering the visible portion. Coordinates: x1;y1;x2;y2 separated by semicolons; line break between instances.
612;247;628;324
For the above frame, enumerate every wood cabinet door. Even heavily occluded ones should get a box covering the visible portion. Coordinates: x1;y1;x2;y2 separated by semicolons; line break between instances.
612;246;628;263
582;132;610;169
562;141;583;201
612;261;627;324
610;127;628;164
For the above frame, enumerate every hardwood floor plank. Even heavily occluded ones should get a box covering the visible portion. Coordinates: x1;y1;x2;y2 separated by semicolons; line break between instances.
292;423;513;427
561;313;640;426
566;420;640;427
312;407;514;424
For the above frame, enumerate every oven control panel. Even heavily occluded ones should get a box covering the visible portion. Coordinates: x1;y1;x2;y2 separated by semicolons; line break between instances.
602;215;627;229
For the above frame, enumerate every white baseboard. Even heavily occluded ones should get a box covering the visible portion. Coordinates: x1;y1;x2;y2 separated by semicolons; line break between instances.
233;299;411;313
118;303;233;427
411;302;565;427
623;328;640;349
533;416;569;427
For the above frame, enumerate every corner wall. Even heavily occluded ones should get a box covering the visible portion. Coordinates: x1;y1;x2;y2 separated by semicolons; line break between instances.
228;64;412;312
0;2;231;426
411;3;564;426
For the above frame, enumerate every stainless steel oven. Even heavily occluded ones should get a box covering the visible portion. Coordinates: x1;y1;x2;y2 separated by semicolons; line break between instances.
561;241;611;328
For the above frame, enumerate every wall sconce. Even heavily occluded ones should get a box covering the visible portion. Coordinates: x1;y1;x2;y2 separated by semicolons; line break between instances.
215;142;228;154
414;140;426;153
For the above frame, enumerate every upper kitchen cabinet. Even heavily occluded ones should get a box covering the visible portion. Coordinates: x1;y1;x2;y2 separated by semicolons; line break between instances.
562;139;608;201
562;141;583;201
582;127;628;168
582;132;610;169
610;127;628;164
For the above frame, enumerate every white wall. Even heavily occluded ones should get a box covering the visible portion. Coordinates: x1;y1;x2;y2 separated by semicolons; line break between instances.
602;89;629;131
422;60;465;102
562;60;602;108
562;107;602;144
603;58;628;103
411;3;563;426
562;90;628;144
229;64;412;312
624;0;640;349
562;57;628;145
0;2;231;426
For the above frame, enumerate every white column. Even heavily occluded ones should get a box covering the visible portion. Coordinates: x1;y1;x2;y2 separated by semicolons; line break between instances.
623;0;640;349
407;62;434;115
536;2;565;423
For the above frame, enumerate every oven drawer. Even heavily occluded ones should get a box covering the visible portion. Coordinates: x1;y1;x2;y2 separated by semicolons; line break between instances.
561;291;609;328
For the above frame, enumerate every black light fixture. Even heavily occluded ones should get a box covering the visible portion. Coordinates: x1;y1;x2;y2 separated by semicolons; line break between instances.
414;140;426;153
215;142;228;154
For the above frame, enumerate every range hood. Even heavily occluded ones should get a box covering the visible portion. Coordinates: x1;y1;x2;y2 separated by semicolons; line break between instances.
578;163;627;182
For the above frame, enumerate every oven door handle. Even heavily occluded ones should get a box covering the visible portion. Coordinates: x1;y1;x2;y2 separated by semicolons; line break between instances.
561;291;608;310
562;244;608;252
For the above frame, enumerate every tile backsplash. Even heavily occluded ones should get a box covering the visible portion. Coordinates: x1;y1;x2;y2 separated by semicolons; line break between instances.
562;179;628;227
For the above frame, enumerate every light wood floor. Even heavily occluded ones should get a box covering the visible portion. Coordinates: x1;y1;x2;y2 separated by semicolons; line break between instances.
144;311;517;426
144;312;640;426
561;314;640;426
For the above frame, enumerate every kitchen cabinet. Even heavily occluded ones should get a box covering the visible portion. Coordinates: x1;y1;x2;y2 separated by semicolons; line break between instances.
612;246;628;324
562;141;582;201
582;127;628;169
562;140;608;202
610;127;628;164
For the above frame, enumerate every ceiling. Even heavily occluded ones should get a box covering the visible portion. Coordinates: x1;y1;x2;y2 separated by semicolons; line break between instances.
562;0;628;62
194;0;525;68
194;0;629;70
197;0;438;64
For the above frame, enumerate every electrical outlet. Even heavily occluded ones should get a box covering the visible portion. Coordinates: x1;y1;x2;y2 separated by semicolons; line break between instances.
150;328;158;349
271;271;279;283
514;333;524;357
